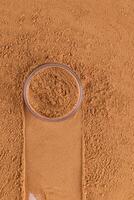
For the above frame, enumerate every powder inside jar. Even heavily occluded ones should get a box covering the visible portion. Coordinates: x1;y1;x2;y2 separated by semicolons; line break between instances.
28;66;79;118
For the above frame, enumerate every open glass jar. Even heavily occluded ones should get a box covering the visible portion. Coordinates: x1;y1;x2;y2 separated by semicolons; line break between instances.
23;63;83;122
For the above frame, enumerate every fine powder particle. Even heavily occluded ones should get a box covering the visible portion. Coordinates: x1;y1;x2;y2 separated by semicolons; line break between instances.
28;67;79;118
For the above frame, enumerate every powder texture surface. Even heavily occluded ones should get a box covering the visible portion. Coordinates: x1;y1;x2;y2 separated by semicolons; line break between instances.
28;67;79;118
0;0;134;200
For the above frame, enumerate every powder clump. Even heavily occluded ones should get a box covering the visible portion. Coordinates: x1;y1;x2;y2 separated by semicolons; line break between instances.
28;67;79;118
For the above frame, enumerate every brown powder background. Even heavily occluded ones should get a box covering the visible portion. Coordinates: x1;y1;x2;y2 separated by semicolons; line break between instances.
0;0;134;200
28;67;79;118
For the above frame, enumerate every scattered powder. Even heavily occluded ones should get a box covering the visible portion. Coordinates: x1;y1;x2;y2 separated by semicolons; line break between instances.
28;67;79;118
0;0;134;200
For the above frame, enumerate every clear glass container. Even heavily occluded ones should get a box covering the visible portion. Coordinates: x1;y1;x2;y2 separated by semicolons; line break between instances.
24;63;83;200
23;63;83;122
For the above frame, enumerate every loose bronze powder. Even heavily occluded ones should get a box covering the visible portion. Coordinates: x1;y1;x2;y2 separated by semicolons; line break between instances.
28;67;79;118
1;1;134;199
